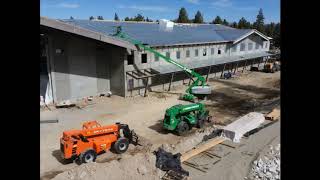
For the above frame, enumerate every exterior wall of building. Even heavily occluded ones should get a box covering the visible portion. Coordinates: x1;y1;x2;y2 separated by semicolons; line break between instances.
47;29;126;103
124;33;270;97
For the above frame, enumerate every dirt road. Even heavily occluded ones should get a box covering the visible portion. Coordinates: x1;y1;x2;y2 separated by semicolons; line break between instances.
40;70;280;178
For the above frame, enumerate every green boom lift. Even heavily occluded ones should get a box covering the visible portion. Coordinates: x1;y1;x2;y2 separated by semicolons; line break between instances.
112;26;211;102
112;26;211;135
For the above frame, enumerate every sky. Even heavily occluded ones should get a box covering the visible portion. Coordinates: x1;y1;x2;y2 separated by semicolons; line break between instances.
40;0;280;23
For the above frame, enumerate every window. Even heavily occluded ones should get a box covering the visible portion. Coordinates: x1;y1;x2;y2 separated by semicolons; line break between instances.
211;48;214;55
240;43;246;51
195;49;199;56
231;46;237;52
166;52;170;58
248;43;253;50
176;51;180;59
154;54;159;61
203;49;207;56
141;53;147;63
218;49;221;54
127;51;134;65
255;43;259;49
186;50;190;57
265;42;268;48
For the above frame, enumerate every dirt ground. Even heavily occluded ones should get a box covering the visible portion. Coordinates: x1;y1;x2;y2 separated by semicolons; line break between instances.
40;70;280;179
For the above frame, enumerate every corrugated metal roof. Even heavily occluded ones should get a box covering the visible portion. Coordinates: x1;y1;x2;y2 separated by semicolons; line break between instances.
152;52;273;74
59;19;252;47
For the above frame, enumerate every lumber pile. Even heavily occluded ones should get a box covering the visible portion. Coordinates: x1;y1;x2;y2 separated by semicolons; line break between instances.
180;137;226;162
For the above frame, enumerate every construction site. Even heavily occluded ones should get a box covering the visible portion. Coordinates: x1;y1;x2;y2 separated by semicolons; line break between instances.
40;16;280;180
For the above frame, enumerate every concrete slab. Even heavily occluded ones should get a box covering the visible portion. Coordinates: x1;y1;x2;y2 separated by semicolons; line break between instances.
221;112;265;143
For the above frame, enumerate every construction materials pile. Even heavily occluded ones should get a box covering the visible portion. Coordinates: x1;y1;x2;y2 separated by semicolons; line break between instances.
248;144;280;180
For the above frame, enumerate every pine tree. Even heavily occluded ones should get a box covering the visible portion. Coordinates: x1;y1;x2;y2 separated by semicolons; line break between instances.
230;22;237;28
97;16;104;20
124;17;130;21
212;16;223;24
114;13;119;21
273;23;280;47
133;14;144;21
254;8;265;33
194;10;204;23
238;17;251;29
222;19;228;26
89;16;94;20
177;7;189;23
70;16;74;20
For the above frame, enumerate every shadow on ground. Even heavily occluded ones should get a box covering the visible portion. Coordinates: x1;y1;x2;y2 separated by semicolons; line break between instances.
52;150;73;165
148;119;171;135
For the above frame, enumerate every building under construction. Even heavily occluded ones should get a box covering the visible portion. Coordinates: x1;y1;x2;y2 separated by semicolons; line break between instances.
40;17;278;105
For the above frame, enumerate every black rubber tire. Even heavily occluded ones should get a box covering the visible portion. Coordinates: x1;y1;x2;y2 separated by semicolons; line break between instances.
80;149;97;164
176;121;189;136
196;114;207;128
113;137;129;154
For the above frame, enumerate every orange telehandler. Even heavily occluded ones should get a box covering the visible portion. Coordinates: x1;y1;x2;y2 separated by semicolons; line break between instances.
60;121;138;163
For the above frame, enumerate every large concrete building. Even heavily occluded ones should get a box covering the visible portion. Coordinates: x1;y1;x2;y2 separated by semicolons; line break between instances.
40;17;276;105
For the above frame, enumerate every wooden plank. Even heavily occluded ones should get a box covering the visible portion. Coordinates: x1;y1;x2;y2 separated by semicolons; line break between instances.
180;137;226;162
265;108;280;121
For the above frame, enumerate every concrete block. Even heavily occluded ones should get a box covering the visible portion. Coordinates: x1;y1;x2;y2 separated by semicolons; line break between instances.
221;112;265;143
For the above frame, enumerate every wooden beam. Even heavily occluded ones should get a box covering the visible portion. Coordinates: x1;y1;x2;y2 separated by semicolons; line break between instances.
242;60;247;73
144;77;149;97
180;137;226;162
220;64;227;78
233;62;239;74
206;66;212;82
168;72;175;91
126;72;139;79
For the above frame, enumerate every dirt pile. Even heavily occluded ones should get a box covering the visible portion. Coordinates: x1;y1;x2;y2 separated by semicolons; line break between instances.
248;144;280;180
52;153;163;180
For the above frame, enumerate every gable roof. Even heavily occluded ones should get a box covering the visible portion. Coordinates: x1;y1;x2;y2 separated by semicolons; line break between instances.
41;17;269;48
40;17;137;50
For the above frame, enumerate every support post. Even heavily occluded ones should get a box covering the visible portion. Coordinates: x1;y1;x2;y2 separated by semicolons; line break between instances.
168;73;175;91
144;77;149;97
243;60;247;73
233;62;239;74
206;66;212;82
220;64;226;78
257;58;261;69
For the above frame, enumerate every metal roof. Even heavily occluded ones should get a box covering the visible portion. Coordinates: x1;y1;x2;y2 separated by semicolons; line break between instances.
152;52;273;74
59;19;253;47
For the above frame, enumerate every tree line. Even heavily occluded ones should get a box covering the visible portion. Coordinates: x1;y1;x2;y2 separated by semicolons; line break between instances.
83;8;279;47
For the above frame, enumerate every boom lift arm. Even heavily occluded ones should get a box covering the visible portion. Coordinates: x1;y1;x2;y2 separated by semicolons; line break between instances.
112;26;211;101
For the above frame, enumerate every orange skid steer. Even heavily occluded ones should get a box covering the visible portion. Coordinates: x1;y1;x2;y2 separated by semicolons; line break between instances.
60;121;138;163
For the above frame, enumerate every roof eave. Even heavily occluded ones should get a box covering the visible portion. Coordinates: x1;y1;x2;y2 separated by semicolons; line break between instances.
40;16;137;50
232;29;270;44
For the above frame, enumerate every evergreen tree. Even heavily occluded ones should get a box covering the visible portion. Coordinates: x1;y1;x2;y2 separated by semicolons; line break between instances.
212;16;223;24
124;17;130;21
194;10;204;23
97;16;104;20
70;16;74;20
230;22;237;28
133;14;144;21
222;19;228;26
89;16;94;20
265;22;276;37
114;13;119;21
273;23;280;47
238;17;251;29
254;8;265;33
177;7;189;23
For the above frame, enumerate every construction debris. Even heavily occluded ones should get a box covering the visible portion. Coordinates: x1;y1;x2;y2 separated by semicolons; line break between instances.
180;137;226;162
154;148;189;177
265;108;280;121
221;112;265;143
248;144;280;180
